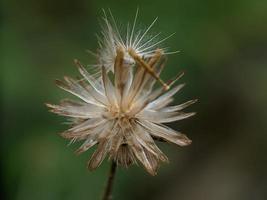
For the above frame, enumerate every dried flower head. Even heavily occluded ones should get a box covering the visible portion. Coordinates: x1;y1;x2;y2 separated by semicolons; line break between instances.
46;12;196;175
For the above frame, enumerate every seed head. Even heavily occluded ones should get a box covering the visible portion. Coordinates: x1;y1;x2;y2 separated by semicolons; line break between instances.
46;11;196;175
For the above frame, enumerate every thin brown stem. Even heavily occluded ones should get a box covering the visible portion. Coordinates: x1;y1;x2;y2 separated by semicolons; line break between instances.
102;161;117;200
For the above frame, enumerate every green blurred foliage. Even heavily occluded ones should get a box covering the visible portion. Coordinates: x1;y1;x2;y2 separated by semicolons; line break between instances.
2;0;267;199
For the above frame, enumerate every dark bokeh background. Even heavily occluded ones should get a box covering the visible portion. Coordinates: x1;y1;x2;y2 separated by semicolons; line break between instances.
2;0;267;199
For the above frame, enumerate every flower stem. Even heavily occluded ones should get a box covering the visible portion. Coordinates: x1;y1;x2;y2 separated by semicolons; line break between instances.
102;161;117;200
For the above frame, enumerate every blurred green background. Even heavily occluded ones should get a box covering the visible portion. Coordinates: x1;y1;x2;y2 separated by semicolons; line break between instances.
2;0;267;199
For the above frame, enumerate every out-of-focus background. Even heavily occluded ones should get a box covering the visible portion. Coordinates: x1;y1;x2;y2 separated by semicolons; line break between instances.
2;0;267;199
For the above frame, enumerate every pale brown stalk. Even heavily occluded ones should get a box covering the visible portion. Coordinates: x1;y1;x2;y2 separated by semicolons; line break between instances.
128;48;170;90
